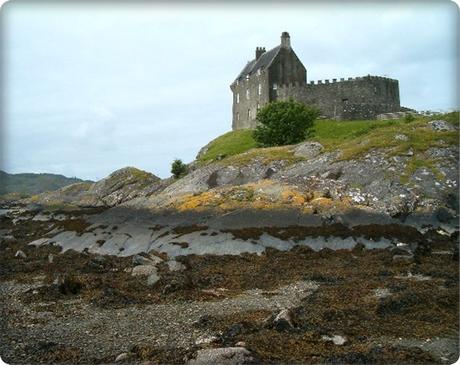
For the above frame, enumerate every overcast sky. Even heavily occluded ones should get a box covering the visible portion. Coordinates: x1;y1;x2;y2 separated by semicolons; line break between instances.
1;1;458;180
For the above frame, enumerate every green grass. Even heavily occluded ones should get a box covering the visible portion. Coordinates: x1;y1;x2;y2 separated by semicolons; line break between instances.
197;113;459;168
199;129;257;162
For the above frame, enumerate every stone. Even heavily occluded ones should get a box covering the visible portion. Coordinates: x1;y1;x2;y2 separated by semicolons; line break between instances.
132;254;154;266
115;352;130;362
132;265;158;277
392;254;414;263
293;141;323;159
147;272;160;286
14;250;26;259
429;120;455;132
394;134;408;141
195;335;219;345
188;347;254;365
322;335;347;345
167;260;186;272
273;308;295;331
1;235;17;243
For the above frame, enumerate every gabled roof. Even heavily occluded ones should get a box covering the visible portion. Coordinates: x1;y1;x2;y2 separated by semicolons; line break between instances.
234;45;281;82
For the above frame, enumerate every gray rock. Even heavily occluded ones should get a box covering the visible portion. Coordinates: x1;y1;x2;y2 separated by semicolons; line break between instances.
114;352;130;362
429;120;455;132
132;254;153;266
167;260;186;272
1;235;17;243
392;254;414;263
293;141;323;159
147;272;160;286
273;308;295;331
394;134;409;141
14;250;26;259
322;335;347;345
131;265;158;277
188;347;254;365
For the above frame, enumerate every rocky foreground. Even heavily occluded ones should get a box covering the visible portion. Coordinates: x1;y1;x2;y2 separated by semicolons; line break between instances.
0;118;459;364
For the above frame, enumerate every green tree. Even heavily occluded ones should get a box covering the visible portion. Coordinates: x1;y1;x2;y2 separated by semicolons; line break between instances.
171;159;187;179
253;100;319;147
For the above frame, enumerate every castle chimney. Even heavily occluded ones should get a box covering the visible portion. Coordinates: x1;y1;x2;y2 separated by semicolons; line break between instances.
281;31;291;49
255;47;266;60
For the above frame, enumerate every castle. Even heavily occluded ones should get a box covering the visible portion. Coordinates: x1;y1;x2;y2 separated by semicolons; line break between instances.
230;32;401;130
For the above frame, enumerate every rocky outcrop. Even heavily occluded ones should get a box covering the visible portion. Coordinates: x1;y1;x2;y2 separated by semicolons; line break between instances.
23;167;163;208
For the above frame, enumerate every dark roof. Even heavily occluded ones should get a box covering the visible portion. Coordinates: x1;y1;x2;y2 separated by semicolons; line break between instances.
235;45;281;82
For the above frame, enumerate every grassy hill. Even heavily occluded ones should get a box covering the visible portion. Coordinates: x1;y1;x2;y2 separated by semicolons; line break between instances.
0;171;92;197
198;112;459;165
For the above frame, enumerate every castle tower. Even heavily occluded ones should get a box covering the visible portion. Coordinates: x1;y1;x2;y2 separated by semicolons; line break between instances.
281;31;291;49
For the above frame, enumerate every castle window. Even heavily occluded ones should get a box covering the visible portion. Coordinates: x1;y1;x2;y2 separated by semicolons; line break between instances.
237;112;240;121
257;69;261;76
273;83;278;90
236;93;240;103
246;75;250;81
247;109;250;119
257;103;260;110
246;89;250;100
258;84;262;95
236;80;239;86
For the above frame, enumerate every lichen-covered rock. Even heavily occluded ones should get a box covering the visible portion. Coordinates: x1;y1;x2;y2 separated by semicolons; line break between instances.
429;120;456;131
293;141;323;159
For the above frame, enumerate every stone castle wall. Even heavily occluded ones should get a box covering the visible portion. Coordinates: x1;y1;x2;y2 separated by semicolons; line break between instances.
277;75;400;120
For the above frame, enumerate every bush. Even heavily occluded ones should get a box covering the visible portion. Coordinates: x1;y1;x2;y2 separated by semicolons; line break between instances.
253;100;320;147
404;113;416;123
171;159;187;179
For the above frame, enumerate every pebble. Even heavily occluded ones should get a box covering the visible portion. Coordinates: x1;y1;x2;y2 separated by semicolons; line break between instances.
115;352;129;362
322;334;347;345
14;250;26;259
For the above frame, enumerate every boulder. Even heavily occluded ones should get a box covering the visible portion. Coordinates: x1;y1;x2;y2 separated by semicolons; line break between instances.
167;260;186;272
293;141;323;159
188;347;254;365
132;254;157;266
132;265;158;277
147;272;160;286
429;120;455;132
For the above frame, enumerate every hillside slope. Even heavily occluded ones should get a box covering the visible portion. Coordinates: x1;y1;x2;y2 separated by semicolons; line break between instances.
0;171;92;196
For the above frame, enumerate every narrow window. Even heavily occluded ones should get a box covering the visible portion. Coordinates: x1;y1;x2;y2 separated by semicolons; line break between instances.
237;112;240;121
246;89;250;100
258;84;262;95
273;83;278;90
257;103;260;110
236;93;240;103
236;79;239;86
257;69;261;76
246;75;250;81
247;109;250;119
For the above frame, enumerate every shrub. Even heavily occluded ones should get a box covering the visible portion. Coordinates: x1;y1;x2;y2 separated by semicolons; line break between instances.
404;113;416;123
171;159;187;179
253;100;320;147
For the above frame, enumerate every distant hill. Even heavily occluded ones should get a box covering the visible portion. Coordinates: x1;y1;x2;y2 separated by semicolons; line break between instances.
0;170;93;196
